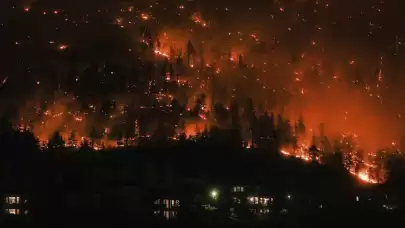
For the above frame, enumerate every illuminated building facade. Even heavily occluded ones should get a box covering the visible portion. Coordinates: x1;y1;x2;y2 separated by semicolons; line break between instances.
3;195;28;215
153;198;180;220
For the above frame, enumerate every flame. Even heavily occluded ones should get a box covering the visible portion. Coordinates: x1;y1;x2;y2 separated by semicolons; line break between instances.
350;170;378;184
140;13;150;20
154;49;170;59
191;13;208;27
58;44;68;50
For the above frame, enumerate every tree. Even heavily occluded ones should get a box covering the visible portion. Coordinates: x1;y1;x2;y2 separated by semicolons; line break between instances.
14;130;40;157
186;40;195;67
178;132;187;142
0;116;14;138
90;127;101;144
385;155;405;200
238;54;244;68
171;98;180;115
230;98;240;130
79;138;93;154
68;130;76;142
283;120;293;147
151;119;169;145
309;145;320;161
242;98;254;119
192;93;206;116
295;114;306;136
354;149;364;174
0;116;14;159
276;114;284;142
80;138;91;149
48;132;65;149
213;102;230;127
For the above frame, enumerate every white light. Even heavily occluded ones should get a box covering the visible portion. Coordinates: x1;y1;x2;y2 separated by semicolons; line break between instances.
210;189;219;199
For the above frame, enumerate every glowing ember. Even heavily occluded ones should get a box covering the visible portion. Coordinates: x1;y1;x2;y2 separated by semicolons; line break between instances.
154;49;170;59
350;170;378;184
58;44;68;50
140;13;150;20
191;13;208;27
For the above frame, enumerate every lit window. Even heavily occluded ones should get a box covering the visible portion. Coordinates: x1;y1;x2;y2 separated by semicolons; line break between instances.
6;197;20;204
164;211;177;219
164;199;170;209
154;199;160;205
174;200;180;207
240;186;244;192
5;209;20;215
260;197;270;206
248;196;259;204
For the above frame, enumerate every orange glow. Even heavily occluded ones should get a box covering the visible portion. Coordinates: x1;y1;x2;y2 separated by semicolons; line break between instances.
140;13;150;20
58;44;68;50
350;170;378;184
115;17;123;25
154;49;170;59
191;13;208;28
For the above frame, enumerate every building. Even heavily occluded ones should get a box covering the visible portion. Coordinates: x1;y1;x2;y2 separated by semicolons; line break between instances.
3;194;28;215
153;198;180;220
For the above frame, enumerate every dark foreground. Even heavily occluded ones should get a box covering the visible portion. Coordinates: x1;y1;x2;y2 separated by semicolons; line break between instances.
1;144;405;228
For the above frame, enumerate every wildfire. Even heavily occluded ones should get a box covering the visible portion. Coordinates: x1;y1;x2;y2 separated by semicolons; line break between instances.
281;143;312;162
58;44;68;50
154;49;170;59
115;17;123;25
140;13;150;20
281;135;380;184
350;170;378;184
191;13;207;27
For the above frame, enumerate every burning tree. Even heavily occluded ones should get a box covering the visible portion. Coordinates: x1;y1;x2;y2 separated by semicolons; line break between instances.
340;133;360;172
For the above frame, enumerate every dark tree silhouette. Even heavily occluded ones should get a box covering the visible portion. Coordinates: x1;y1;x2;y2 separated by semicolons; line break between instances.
309;145;320;161
213;102;230;127
230;98;240;130
192;93;207;117
14;130;40;157
186;40;195;68
68;130;76;142
48;132;65;149
295;114;306;136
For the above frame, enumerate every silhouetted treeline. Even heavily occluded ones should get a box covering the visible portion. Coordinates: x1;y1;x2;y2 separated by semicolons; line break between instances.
1;116;405;227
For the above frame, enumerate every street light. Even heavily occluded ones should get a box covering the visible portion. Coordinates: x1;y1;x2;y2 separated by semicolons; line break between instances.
210;189;219;200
